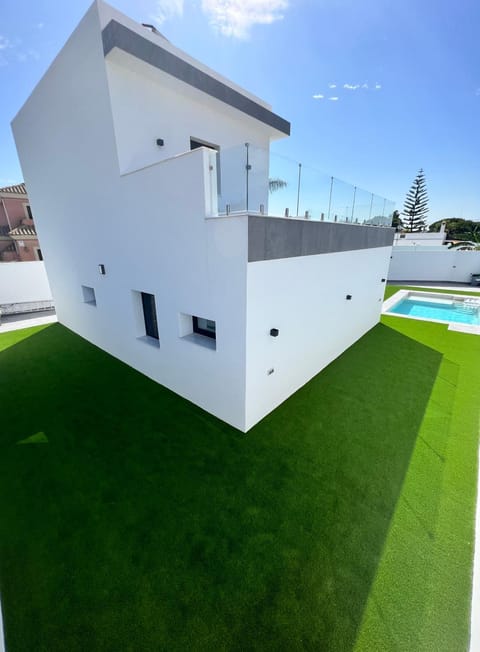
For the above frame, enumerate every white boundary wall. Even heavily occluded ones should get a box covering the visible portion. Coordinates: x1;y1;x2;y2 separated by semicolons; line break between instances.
0;261;53;304
388;249;480;283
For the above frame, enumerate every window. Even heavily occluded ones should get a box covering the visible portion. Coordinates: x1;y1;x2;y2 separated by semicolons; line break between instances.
190;138;221;194
400;234;406;239
141;292;159;340
36;248;43;261
82;285;96;306
178;312;216;350
193;316;216;340
26;205;33;219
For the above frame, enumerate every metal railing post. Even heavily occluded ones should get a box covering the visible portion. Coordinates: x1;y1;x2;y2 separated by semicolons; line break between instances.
296;163;302;217
328;176;334;220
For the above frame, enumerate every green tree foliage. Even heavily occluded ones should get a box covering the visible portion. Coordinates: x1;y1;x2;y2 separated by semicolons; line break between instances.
268;178;287;193
391;210;402;230
402;169;429;232
429;218;480;241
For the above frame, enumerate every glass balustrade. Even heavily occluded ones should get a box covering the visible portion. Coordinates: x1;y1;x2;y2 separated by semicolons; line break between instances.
207;143;395;226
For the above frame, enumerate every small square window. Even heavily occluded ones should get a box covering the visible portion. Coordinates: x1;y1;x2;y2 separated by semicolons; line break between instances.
82;285;96;306
179;312;216;350
193;316;216;340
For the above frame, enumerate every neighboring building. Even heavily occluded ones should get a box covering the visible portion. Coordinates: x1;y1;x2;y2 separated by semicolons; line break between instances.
0;183;43;262
12;0;394;432
393;221;447;248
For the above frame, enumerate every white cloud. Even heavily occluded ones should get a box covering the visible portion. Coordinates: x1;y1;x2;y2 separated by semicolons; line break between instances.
328;82;337;88
328;96;339;101
344;83;360;90
16;48;40;63
152;0;184;25
201;0;288;39
375;83;382;90
0;35;12;50
361;83;368;89
312;93;324;99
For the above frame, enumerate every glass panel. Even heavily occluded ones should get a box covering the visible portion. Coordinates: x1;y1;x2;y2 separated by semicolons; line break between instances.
214;143;396;222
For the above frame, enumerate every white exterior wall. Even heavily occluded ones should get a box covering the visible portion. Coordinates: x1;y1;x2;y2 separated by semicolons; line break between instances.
0;261;53;304
388;249;480;283
244;246;391;429
105;54;270;213
12;0;393;432
393;233;446;247
12;2;250;430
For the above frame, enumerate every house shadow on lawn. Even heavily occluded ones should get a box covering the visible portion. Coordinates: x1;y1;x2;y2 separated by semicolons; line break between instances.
0;322;442;652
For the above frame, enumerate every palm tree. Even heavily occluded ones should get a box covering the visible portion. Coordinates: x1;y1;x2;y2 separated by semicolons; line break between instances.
268;178;287;193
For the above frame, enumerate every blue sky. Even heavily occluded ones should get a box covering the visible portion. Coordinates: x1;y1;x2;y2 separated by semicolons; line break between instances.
1;0;479;223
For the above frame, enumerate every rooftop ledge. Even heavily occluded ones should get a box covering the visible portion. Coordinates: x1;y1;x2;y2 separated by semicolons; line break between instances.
209;213;394;262
102;19;290;136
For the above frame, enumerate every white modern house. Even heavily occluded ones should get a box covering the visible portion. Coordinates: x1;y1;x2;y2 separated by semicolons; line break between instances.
12;0;394;432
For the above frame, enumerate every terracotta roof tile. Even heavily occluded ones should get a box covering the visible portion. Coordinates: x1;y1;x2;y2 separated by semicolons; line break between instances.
0;182;27;195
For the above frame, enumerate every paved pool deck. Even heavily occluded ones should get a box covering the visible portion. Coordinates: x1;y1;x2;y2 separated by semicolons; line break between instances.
0;309;57;334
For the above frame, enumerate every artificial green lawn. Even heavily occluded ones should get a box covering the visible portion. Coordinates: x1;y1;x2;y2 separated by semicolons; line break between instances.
0;286;478;651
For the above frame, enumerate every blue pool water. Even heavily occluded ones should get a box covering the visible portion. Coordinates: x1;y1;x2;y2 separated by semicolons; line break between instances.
389;298;480;325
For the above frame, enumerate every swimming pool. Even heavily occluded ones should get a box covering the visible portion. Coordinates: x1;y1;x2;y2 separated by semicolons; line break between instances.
383;290;480;329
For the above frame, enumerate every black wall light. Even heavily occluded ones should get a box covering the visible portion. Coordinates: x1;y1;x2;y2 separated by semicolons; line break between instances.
270;328;279;337
98;264;106;275
156;138;164;147
346;294;352;300
381;278;386;283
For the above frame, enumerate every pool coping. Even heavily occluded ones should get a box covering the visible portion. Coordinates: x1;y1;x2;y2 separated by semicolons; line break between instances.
382;289;480;335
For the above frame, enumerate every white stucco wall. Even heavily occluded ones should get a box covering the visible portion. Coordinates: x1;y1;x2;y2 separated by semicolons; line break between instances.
11;1;253;431
244;246;392;429
388;249;480;283
11;0;392;432
0;261;53;304
104;53;271;213
393;230;446;247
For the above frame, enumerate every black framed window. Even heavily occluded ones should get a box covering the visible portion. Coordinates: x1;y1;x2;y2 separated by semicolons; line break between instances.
193;316;216;340
141;292;159;340
26;205;33;219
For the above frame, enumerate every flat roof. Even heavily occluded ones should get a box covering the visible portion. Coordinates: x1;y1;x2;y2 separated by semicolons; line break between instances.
102;19;291;136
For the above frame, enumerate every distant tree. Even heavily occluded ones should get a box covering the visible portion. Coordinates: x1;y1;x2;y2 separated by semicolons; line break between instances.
429;218;480;241
402;169;429;232
268;178;287;193
391;210;402;230
447;222;480;250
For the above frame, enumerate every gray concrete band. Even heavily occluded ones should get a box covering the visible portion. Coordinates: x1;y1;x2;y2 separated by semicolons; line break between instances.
248;216;395;262
102;20;291;136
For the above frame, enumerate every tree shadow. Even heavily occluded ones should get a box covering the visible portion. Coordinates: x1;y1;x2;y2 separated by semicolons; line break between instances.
0;322;443;651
